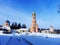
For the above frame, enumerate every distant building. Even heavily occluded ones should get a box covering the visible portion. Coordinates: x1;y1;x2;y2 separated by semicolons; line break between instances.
54;29;60;34
3;20;11;33
49;26;54;33
30;12;38;32
41;28;49;33
41;30;49;33
41;26;54;34
16;28;28;33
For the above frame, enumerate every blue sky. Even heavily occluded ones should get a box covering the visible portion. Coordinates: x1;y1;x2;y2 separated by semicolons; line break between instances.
0;0;60;29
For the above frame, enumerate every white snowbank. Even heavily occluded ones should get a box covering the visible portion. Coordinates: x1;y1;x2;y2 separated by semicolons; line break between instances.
28;32;60;38
0;32;60;38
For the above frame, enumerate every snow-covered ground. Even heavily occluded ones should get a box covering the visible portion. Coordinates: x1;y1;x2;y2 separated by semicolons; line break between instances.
0;32;60;38
27;32;60;38
0;32;60;45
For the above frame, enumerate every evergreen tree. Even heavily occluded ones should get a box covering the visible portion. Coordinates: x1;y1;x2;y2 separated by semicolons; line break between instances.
18;23;21;29
21;24;26;28
11;22;18;29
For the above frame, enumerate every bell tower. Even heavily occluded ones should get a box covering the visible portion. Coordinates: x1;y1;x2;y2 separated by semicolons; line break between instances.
30;12;38;32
